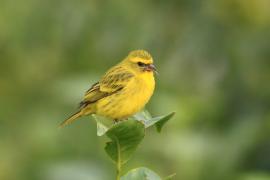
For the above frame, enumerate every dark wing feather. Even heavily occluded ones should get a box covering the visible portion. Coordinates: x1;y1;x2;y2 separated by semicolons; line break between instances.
79;83;108;108
79;66;134;108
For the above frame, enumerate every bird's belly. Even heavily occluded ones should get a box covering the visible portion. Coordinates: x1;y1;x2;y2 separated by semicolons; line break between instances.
96;78;154;120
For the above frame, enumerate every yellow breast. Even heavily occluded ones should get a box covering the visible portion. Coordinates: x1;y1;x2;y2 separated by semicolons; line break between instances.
96;72;155;120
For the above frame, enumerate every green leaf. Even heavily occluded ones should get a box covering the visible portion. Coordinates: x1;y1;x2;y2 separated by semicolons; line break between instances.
96;120;109;136
133;110;152;122
121;167;162;180
94;110;175;136
155;112;175;133
134;111;175;132
92;115;110;136
105;120;145;165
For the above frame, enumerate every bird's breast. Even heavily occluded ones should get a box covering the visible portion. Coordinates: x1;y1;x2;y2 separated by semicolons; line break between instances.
117;73;155;117
132;73;155;101
96;73;155;120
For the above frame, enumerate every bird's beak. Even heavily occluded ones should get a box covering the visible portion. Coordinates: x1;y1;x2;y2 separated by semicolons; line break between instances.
145;64;158;74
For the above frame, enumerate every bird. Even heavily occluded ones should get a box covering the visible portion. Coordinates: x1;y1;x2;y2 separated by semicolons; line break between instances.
59;50;157;128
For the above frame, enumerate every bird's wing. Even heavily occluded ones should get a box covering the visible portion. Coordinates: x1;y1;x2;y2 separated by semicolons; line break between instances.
79;66;134;108
99;66;134;92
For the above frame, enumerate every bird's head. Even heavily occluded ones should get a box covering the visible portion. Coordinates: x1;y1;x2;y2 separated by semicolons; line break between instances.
123;50;157;74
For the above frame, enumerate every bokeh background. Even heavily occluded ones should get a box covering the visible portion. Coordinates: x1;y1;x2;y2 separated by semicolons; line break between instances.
1;0;270;180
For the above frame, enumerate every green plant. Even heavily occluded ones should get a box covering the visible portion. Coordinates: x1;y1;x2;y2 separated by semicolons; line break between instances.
93;110;175;180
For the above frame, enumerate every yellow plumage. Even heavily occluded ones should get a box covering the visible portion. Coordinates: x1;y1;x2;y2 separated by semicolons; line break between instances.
59;50;156;127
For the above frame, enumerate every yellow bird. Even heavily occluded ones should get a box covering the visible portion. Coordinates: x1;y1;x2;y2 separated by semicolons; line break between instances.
59;50;156;127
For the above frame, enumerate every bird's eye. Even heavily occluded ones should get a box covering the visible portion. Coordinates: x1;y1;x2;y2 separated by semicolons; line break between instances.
137;62;145;67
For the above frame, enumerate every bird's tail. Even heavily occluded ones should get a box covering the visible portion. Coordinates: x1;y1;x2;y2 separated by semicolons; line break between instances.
59;110;83;128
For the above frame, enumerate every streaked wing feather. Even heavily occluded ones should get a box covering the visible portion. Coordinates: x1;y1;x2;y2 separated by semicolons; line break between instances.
100;66;134;92
79;66;134;108
85;82;99;94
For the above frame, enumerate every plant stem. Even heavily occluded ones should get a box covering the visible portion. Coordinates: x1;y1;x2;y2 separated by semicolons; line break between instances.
115;137;121;180
116;161;121;180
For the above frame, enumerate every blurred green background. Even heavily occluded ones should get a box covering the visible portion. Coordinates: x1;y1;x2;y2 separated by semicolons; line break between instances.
1;0;270;180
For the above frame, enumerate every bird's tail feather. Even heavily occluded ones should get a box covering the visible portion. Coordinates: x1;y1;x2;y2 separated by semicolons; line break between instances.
59;110;82;128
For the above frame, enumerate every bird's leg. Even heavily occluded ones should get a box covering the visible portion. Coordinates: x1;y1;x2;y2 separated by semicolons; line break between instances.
113;119;118;124
113;118;129;125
